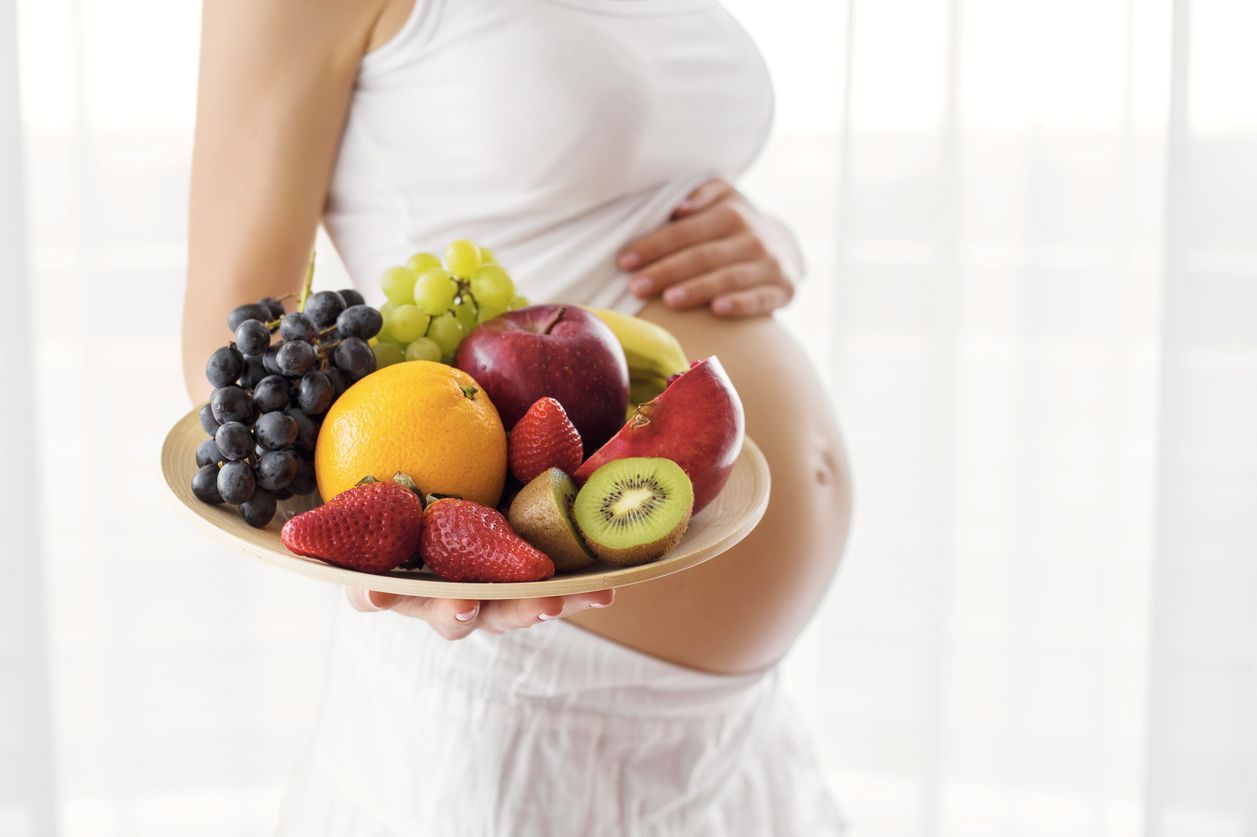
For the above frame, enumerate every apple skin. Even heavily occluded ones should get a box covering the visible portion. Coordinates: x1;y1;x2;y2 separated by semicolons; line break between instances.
573;356;744;514
454;305;629;455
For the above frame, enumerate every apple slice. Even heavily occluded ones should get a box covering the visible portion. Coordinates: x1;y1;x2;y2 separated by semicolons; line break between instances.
572;357;744;514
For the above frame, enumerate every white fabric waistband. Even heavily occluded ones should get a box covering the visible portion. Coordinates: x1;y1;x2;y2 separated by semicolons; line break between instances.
329;600;778;726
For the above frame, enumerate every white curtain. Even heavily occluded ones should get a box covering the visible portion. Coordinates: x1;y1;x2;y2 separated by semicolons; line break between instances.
3;1;1255;836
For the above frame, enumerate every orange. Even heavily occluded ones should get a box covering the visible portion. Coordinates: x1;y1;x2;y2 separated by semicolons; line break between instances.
315;360;507;505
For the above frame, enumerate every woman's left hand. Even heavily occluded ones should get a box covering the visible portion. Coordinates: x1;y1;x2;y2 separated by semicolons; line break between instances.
617;178;802;317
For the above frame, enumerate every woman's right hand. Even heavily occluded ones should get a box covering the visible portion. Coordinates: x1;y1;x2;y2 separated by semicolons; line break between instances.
345;588;615;640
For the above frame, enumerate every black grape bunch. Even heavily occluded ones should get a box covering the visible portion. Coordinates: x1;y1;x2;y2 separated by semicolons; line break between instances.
190;279;382;528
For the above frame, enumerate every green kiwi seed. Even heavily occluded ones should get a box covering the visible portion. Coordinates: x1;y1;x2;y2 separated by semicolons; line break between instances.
508;469;595;571
572;457;693;566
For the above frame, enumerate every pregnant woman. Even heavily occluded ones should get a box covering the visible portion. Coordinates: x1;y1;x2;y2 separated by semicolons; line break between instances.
181;1;852;834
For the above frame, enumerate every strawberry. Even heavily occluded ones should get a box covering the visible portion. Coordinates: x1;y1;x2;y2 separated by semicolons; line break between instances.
281;475;424;573
421;499;555;582
509;397;583;484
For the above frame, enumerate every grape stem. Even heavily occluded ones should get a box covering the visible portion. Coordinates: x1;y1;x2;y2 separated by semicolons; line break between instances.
297;250;317;313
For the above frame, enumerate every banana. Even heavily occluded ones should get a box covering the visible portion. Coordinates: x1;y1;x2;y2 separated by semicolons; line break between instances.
629;373;671;406
579;305;690;381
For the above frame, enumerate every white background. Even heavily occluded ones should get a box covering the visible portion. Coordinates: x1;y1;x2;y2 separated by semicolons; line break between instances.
3;0;1257;835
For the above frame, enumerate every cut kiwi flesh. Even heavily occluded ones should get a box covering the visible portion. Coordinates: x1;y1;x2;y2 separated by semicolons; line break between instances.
573;457;693;566
508;469;595;572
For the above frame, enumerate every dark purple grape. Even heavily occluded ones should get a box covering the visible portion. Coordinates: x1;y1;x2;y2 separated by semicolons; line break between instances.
196;438;223;468
256;449;299;491
255;411;299;451
235;319;271;357
276;487;295;501
324;367;348;399
286;409;318;452
198;403;220;435
192;464;223;505
298;371;334;414
276;340;317;377
261;296;287;319
336;305;383;340
262;345;282;375
333;337;376;382
210;386;251;424
227;303;272;332
217;460;255;504
305;291;346;328
252;375;289;413
338;289;366;308
215;421;253;461
238;356;266;389
280;312;318;343
206;346;243;388
289;457;317;495
240;489;277;528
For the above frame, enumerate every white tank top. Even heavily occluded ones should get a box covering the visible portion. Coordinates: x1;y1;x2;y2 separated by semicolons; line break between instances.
324;0;774;313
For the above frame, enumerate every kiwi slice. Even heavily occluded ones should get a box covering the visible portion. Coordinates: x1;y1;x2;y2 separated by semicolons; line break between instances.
573;458;693;566
508;469;595;571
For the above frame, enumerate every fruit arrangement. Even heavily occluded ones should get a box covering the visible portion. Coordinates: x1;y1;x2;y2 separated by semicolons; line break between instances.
189;240;747;585
190;257;381;528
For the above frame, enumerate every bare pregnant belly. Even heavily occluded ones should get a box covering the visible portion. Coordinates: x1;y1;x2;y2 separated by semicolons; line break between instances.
566;300;852;674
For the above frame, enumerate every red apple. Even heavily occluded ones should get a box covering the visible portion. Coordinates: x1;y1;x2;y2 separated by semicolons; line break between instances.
455;305;629;454
573;357;744;513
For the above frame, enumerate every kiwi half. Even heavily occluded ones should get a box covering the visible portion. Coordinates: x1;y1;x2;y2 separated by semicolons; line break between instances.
508;469;595;571
572;458;693;566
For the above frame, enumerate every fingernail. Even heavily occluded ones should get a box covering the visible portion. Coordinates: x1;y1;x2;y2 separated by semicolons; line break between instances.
664;287;689;306
630;277;653;296
538;612;558;621
676;199;693;211
713;298;734;315
358;590;384;611
589;601;611;608
619;252;641;271
455;606;479;622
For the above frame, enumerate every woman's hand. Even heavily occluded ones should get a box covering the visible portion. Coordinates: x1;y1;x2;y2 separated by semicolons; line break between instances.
617;178;803;318
345;588;615;640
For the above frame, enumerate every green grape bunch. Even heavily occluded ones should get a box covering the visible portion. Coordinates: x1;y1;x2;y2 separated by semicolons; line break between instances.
373;239;529;368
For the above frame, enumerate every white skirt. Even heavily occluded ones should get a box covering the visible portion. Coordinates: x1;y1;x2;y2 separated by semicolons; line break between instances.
275;600;845;836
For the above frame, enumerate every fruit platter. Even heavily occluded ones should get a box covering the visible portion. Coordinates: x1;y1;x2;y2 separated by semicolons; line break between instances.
161;242;770;599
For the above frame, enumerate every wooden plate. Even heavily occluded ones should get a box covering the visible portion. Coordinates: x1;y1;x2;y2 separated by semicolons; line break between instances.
161;408;770;599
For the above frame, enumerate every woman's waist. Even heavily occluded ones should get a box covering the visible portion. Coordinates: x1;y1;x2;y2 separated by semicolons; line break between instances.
329;600;779;725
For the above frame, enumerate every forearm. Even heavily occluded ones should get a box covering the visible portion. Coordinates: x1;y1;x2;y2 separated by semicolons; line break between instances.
181;0;380;405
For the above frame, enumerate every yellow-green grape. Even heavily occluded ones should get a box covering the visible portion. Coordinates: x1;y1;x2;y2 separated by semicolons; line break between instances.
372;341;404;368
407;252;441;274
376;300;398;338
414;269;458;316
404;337;442;363
445;239;481;278
376;301;400;342
374;300;404;341
507;295;530;311
428;314;466;357
453;300;477;333
469;264;515;310
386;304;431;344
476;303;506;324
478;245;496;264
381;266;418;306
